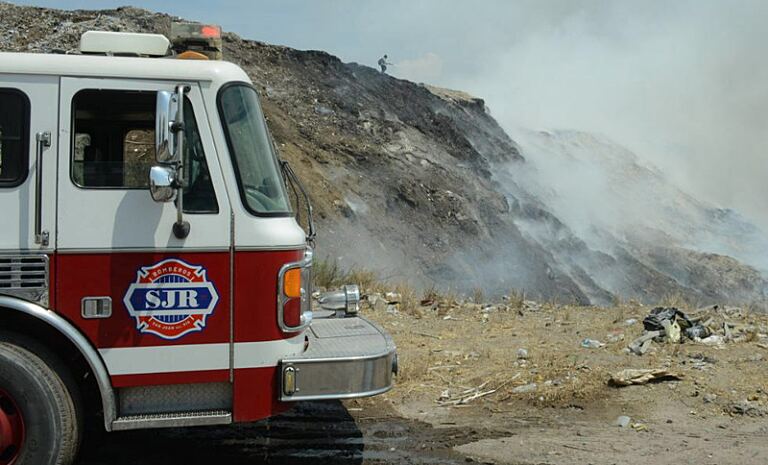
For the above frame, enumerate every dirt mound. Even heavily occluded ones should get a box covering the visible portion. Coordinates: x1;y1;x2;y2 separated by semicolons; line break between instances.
3;2;767;305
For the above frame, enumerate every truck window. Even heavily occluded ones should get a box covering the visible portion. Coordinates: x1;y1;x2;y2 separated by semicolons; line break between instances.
71;89;218;213
218;84;291;216
0;89;30;187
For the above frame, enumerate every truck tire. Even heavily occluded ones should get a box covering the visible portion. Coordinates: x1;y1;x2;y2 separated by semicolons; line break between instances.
0;342;80;465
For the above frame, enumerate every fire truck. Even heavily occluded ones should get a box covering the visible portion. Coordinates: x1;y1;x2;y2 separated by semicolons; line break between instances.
0;25;396;465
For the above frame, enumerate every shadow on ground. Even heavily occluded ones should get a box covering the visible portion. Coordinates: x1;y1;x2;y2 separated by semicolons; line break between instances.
76;400;479;465
77;402;365;465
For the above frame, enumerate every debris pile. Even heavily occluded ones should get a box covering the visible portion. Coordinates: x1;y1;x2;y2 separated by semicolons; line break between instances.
627;305;762;355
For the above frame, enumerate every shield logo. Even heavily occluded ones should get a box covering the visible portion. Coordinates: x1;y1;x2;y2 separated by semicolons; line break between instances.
123;258;219;340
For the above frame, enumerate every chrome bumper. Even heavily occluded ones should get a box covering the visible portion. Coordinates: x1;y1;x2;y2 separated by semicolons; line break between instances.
279;315;397;402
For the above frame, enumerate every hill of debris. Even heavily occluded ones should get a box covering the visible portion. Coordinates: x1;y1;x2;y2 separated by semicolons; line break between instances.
3;2;767;306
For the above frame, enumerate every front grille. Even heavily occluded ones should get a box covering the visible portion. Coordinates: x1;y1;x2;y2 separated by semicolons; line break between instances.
0;254;49;305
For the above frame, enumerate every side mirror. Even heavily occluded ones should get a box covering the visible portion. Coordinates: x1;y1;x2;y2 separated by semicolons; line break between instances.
149;165;177;202
155;91;179;163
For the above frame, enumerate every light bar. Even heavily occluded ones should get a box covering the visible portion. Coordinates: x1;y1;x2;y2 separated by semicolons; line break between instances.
170;22;223;60
80;31;170;57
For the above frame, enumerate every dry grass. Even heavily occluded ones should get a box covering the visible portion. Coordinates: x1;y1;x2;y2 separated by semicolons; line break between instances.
316;264;768;416
313;257;378;291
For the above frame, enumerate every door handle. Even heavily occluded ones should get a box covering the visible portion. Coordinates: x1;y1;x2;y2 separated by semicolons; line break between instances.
34;131;51;247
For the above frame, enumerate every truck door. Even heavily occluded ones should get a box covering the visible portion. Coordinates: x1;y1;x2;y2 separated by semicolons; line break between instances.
55;78;232;387
0;75;58;303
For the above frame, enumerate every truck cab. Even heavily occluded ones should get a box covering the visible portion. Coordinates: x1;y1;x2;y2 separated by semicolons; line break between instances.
0;28;395;465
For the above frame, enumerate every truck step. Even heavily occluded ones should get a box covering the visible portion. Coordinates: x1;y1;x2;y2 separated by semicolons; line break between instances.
112;409;232;431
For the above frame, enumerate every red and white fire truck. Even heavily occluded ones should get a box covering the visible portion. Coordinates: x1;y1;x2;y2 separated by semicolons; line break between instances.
0;26;396;465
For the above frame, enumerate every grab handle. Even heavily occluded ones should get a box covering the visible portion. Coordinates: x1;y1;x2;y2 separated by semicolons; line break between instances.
34;131;51;247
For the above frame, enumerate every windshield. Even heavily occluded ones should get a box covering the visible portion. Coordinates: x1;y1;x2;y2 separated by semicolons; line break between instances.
218;84;291;215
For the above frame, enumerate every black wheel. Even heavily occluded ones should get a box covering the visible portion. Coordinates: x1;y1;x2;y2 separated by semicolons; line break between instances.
0;342;80;465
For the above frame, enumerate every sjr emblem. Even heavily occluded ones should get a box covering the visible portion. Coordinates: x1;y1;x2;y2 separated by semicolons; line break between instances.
123;259;219;340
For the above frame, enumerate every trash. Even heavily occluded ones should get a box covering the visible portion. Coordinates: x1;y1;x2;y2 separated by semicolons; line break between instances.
659;319;681;343
643;307;691;332
512;383;538;394
699;335;724;346
628;330;662;355
580;338;605;349
703;393;718;404
631;423;648;432
624;318;638;326
516;348;529;360
684;324;711;340
386;304;399;314
614;415;631;428
609;368;683;387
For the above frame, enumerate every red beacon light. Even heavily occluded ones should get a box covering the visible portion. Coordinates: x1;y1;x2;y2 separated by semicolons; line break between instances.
170;22;223;60
200;25;222;39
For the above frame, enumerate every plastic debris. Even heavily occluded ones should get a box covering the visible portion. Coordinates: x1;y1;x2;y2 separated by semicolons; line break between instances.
684;324;711;340
699;334;724;346
615;415;631;427
643;307;691;332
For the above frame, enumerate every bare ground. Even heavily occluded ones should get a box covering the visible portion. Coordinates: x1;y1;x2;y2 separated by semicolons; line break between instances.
361;296;768;465
78;299;768;465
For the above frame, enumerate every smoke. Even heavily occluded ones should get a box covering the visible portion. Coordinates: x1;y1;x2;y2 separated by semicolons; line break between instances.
427;0;768;232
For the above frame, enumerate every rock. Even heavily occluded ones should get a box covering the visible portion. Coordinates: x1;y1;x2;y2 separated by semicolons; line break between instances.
368;294;388;313
580;338;605;349
624;318;638;326
516;348;529;360
729;401;767;417
386;304;399;314
314;104;335;115
385;292;402;304
615;415;631;428
703;393;718;404
512;383;537;394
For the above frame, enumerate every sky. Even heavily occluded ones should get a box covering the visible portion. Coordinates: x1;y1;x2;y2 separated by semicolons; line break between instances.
16;0;768;229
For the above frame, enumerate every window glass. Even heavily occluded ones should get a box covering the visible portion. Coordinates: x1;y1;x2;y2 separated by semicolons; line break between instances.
218;84;291;215
0;89;29;187
71;89;217;213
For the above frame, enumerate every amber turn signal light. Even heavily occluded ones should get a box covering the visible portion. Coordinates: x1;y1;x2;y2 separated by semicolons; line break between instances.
283;268;302;298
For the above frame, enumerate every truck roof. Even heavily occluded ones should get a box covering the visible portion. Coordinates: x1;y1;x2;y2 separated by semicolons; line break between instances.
0;52;251;85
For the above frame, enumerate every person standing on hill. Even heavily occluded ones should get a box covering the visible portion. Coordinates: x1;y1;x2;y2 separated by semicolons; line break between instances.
378;54;393;73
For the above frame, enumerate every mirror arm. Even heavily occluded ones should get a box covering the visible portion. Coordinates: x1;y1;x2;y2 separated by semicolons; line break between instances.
172;84;191;239
280;160;316;245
